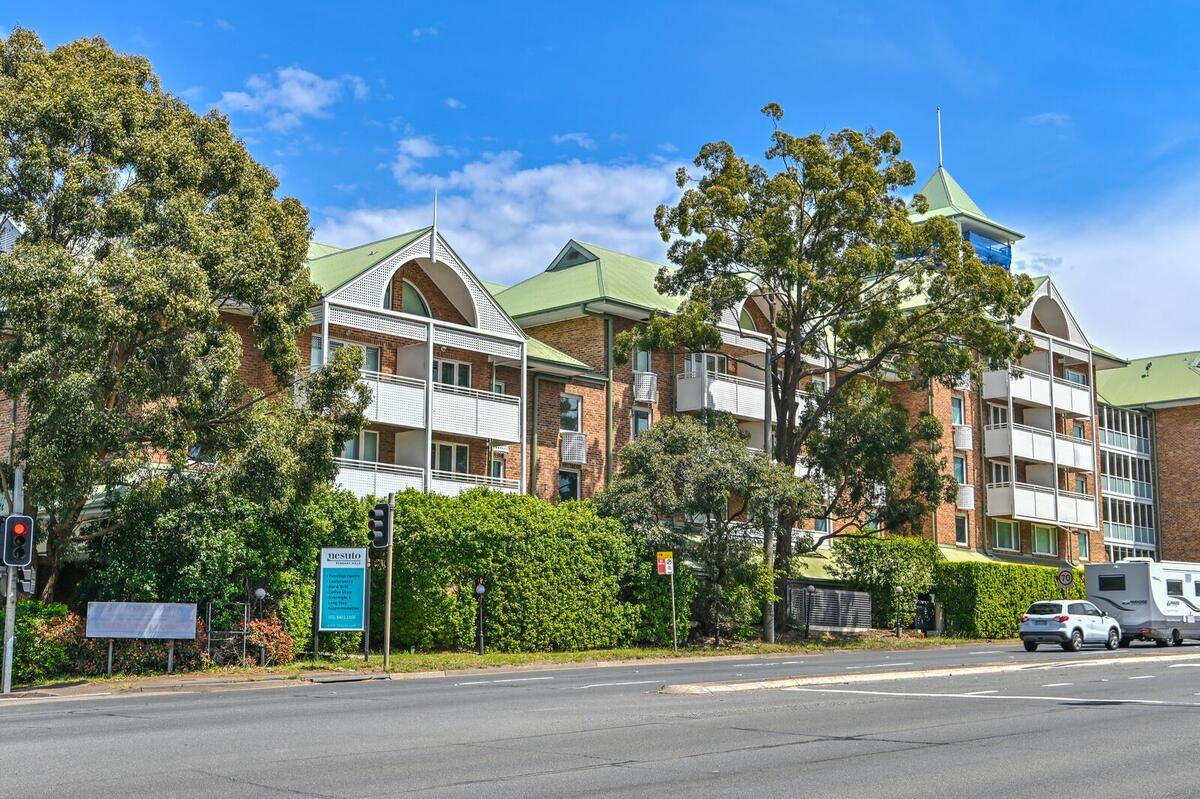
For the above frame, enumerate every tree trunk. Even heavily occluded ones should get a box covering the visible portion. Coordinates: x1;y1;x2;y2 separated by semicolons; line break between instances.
774;523;793;632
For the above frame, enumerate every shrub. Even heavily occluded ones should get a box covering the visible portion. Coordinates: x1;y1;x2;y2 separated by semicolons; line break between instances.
626;545;699;645
380;490;638;652
245;615;296;665
0;601;70;684
830;535;943;627
933;561;1085;638
56;615;212;676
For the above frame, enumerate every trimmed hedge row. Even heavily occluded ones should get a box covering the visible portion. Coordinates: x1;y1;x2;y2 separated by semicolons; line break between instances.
934;561;1085;638
376;490;687;652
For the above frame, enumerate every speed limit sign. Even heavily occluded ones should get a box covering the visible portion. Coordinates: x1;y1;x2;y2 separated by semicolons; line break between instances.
1056;568;1075;589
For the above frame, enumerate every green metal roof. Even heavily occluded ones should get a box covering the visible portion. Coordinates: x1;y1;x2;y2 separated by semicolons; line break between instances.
909;166;1024;241
525;336;591;370
305;228;430;295
494;240;684;319
1096;350;1200;408
306;240;343;260
479;279;507;296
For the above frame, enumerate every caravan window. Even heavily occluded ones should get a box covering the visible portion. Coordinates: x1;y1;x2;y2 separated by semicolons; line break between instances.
1097;575;1125;592
1167;580;1184;597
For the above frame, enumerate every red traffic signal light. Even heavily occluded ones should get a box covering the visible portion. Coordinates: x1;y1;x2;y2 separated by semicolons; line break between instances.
3;514;34;567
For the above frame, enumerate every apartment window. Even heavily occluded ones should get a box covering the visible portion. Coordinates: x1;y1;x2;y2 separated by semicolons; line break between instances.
988;461;1010;485
1075;475;1087;495
738;306;758;332
813;517;830;534
953;455;967;484
492;379;506;395
433;359;471;388
1065;369;1087;386
1077;532;1090;561
490;457;504;480
431;442;469;474
558;469;580;502
950;395;965;425
386;279;432;316
987;404;1008;426
1072;422;1085;440
559;393;582;432
312;337;381;372
809;377;827;395
342;430;379;462
683;352;727;377
1032;525;1057;556
955;514;969;546
632;407;652;438
993;519;1018;551
632;347;651;372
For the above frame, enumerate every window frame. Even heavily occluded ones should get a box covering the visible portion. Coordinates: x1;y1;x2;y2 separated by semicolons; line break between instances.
1077;532;1090;562
342;429;379;463
950;395;965;426
955;514;969;547
399;279;431;317
993;519;1018;551
631;347;652;372
1032;524;1058;556
953;454;968;485
431;440;470;474
433;358;472;388
632;406;652;438
559;393;583;433
490;456;504;480
312;336;382;373
557;468;581;502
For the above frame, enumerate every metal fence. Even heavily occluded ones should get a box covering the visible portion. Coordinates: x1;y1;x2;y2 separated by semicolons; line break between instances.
786;584;872;633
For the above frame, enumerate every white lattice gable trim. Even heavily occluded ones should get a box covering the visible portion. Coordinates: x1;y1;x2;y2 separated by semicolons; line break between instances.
1016;276;1091;349
328;229;523;340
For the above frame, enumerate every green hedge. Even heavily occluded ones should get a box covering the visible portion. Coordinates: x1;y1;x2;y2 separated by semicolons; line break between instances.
830;535;943;628
933;561;1085;638
377;490;641;652
0;601;71;684
626;542;698;645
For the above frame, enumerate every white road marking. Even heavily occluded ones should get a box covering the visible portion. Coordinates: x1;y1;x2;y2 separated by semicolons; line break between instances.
786;687;1173;706
961;690;999;695
454;677;555;686
575;680;660;689
1128;675;1155;680
969;650;1003;655
845;661;914;670
779;661;803;665
1168;663;1200;668
1042;682;1073;687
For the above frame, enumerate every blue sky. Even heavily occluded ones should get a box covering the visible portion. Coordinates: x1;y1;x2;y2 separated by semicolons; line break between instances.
7;2;1200;356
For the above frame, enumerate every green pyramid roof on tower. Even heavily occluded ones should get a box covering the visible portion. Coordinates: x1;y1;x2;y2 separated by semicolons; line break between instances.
908;166;1023;241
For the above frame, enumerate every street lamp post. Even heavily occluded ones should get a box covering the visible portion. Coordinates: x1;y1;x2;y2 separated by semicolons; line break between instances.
804;584;817;639
254;588;267;666
894;585;904;638
475;580;487;656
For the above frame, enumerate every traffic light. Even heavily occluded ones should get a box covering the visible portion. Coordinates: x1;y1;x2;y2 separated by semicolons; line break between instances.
3;514;34;568
368;502;391;549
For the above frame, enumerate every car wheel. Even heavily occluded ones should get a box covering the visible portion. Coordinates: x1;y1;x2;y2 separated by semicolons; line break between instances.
1105;628;1119;650
1172;630;1184;646
1062;629;1084;652
1024;641;1038;652
1155;637;1169;647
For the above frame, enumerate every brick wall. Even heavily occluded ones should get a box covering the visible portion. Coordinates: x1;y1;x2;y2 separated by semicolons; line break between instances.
1155;404;1200;561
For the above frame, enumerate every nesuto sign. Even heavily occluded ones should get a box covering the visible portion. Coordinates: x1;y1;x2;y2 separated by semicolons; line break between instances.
85;602;198;640
318;547;368;632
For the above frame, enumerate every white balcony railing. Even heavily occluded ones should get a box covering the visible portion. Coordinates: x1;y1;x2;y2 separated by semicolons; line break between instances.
1052;377;1092;417
429;470;520;496
431;383;520;443
952;424;973;451
983;367;1052;407
675;371;767;420
359;370;427;428
985;480;1097;529
984;422;1054;463
633;371;658;403
334;458;424;499
956;483;976;511
1054;432;1094;471
561;431;588;464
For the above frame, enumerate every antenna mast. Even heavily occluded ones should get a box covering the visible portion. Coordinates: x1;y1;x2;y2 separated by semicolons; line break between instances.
936;107;944;167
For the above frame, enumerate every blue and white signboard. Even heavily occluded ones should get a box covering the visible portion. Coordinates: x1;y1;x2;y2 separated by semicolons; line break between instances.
318;547;368;632
85;602;198;640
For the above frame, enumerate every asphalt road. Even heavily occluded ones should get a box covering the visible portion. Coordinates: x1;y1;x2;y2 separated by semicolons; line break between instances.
3;642;1199;798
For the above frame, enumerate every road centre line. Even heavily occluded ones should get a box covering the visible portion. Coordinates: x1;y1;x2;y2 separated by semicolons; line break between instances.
455;677;555;686
1042;683;1073;687
575;680;661;689
786;687;1178;706
1128;675;1155;680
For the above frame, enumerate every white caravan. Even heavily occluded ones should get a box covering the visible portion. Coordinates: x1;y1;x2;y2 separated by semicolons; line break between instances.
1085;558;1200;646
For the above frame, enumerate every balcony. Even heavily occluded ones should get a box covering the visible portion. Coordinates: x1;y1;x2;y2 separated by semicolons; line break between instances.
984;422;1054;463
964;230;1012;269
359;371;426;428
335;458;424;498
982;367;1052;407
1100;475;1154;500
952;424;973;451
431;383;520;443
429;470;519;496
1098;428;1151;455
633;371;658;403
561;431;588;465
675;371;767;421
1051;377;1092;417
1104;521;1157;546
1055;432;1094;471
956;484;976;511
986;481;1097;528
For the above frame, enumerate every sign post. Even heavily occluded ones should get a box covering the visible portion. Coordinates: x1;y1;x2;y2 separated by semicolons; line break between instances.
3;466;24;695
1057;567;1075;598
318;548;368;636
657;551;677;652
383;493;394;671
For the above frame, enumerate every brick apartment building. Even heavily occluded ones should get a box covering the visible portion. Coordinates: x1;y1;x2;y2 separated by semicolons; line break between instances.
2;169;1196;572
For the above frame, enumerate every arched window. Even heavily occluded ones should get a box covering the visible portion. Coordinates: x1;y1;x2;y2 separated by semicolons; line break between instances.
402;280;430;317
739;306;757;332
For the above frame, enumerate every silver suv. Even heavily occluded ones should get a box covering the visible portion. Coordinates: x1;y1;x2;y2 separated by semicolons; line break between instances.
1019;599;1121;652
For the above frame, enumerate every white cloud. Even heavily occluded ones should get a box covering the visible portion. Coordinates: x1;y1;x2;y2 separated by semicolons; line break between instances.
657;142;679;153
411;26;439;39
1014;176;1200;357
1024;111;1071;127
552;132;595;150
215;18;234;31
315;145;680;283
219;67;367;132
445;97;466;110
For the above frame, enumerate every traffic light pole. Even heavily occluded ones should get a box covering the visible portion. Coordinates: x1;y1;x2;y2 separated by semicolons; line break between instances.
383;492;394;672
3;467;24;695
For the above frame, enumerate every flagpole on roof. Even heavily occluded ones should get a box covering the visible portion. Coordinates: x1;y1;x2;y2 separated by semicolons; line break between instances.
430;187;438;261
936;107;943;168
